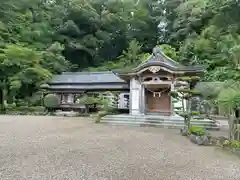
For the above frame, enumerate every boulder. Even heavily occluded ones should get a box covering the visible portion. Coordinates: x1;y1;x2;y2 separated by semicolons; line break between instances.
189;134;209;146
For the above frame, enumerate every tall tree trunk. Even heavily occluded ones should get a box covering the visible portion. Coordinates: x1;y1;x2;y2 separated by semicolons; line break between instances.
187;98;192;129
0;88;6;113
182;98;185;112
233;108;240;140
85;104;89;115
228;109;234;140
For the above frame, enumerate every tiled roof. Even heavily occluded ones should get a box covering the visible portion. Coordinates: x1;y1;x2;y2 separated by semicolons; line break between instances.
50;71;126;84
48;84;129;90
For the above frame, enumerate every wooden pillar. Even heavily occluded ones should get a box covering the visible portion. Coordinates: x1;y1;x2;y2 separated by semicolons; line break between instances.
170;83;175;115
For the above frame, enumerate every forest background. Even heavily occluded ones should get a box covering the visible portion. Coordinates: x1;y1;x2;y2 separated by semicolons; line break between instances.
0;0;239;109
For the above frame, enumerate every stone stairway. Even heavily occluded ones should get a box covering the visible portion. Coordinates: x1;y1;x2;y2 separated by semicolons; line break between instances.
101;114;220;130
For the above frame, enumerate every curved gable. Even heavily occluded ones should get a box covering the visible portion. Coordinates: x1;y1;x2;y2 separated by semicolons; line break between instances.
114;47;204;77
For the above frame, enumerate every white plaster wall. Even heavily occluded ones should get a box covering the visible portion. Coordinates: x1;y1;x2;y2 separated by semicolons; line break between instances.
140;85;145;114
130;77;141;115
67;94;74;103
131;89;139;109
118;93;129;109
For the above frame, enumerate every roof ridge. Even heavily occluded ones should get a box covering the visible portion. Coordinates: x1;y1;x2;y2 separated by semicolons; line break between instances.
160;51;180;65
62;71;113;75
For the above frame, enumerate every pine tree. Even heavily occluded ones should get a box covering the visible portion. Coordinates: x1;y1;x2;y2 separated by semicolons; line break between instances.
170;76;201;135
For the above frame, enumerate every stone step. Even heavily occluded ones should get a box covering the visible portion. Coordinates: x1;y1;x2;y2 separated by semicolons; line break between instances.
102;121;216;128
104;114;213;120
104;115;145;120
101;114;219;130
101;121;183;129
100;120;220;130
102;116;216;125
102;117;215;126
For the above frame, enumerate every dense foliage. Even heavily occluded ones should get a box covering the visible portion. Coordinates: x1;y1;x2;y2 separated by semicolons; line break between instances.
0;0;240;111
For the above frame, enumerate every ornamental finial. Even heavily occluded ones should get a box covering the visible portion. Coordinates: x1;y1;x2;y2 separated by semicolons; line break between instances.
152;47;162;57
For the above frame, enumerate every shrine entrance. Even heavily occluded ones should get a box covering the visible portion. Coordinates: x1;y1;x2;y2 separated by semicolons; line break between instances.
145;85;171;116
114;46;204;116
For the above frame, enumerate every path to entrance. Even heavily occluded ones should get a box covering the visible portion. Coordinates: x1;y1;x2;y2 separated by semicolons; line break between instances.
0;115;239;180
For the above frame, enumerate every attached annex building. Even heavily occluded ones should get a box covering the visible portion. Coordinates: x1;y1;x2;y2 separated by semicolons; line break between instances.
47;47;204;116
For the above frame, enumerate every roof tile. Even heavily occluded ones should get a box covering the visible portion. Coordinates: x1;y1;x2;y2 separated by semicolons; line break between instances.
50;71;126;84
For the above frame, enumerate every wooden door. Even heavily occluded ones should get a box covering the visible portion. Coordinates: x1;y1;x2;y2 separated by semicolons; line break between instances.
146;89;171;114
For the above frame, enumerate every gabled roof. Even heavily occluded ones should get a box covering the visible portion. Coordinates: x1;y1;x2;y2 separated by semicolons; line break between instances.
114;47;204;75
49;71;126;84
143;47;181;68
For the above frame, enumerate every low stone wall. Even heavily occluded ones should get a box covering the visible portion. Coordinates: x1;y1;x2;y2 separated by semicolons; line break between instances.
54;110;89;117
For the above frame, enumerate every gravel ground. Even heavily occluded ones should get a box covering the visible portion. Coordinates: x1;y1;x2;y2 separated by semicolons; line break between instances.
0;115;240;180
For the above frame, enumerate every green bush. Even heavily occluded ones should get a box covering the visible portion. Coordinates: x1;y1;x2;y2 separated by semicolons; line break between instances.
221;139;240;149
7;105;45;112
229;140;240;148
95;103;116;123
190;111;201;116
15;99;28;107
6;105;46;115
101;101;115;113
96;111;108;123
43;94;60;108
25;92;43;106
188;126;205;136
78;95;98;105
5;103;17;109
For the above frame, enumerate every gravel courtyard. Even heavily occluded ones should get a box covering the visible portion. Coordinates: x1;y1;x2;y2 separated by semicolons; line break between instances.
0;115;240;180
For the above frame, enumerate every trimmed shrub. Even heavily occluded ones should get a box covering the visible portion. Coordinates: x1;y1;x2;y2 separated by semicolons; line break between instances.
43;94;60;108
188;126;205;136
96;111;108;123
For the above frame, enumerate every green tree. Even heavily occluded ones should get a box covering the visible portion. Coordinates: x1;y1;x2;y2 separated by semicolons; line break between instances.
170;76;201;135
217;82;240;140
0;44;52;111
41;42;70;74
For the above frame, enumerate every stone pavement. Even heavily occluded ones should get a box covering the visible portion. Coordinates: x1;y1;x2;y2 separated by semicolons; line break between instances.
0;115;239;180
